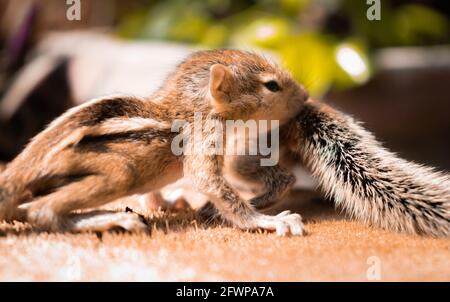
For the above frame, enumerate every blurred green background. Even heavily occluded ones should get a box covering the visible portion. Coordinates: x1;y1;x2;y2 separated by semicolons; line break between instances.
115;0;449;96
1;0;449;97
0;0;449;168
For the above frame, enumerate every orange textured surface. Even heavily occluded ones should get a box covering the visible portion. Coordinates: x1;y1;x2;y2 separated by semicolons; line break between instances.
0;190;448;281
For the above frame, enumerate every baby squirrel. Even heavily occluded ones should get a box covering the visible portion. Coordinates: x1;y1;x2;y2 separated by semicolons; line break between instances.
0;49;308;235
200;99;450;237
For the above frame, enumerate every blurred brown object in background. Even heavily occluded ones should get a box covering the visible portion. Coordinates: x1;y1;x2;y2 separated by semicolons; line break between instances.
0;0;145;92
0;31;191;161
1;0;121;36
328;47;450;170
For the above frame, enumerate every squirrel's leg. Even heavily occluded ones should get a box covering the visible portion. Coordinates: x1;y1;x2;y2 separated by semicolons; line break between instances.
184;152;304;236
197;168;294;222
68;210;147;233
248;166;295;209
197;156;295;222
230;155;295;210
21;172;146;232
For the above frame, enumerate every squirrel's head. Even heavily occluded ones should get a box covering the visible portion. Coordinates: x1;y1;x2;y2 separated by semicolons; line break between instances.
174;50;308;123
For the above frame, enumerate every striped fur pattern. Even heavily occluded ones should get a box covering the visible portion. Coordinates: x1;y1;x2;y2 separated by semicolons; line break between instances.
0;49;308;235
290;100;450;236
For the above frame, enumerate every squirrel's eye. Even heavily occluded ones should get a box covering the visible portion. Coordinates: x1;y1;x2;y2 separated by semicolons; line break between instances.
264;80;281;92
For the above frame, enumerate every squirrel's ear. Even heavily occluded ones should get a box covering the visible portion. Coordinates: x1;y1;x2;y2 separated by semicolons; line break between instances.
209;64;234;110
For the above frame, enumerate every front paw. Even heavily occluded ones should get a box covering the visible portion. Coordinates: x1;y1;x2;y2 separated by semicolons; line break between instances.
249;211;305;236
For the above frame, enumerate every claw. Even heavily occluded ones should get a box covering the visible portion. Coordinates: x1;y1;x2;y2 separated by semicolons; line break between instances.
250;211;305;236
275;222;289;236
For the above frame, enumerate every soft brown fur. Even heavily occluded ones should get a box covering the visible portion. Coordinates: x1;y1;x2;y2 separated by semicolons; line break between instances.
200;99;450;237
0;50;308;235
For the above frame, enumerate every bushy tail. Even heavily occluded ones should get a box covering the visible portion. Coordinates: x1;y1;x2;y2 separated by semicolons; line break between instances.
294;101;450;236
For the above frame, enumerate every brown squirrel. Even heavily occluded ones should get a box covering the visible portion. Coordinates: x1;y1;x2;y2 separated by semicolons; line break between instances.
0;49;308;235
200;99;450;237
